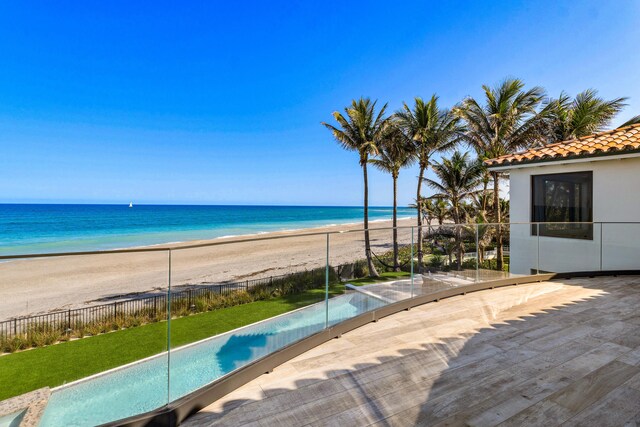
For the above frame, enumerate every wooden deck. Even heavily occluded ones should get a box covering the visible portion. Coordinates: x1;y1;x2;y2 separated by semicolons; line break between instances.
183;276;640;426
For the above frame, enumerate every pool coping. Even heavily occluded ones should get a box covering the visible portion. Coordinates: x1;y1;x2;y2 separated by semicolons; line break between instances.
0;387;50;427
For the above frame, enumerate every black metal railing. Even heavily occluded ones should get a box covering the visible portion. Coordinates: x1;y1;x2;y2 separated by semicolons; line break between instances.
0;273;290;338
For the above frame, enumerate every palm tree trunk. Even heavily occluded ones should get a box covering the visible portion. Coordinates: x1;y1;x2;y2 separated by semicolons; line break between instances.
492;171;504;271
453;206;462;270
416;164;426;273
392;173;399;272
363;162;379;277
481;173;489;213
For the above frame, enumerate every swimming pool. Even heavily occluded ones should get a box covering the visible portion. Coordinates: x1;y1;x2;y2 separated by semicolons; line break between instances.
38;291;388;426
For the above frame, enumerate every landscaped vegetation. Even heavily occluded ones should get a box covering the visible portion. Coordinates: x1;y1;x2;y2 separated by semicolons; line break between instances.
0;264;410;400
323;79;634;273
0;283;344;400
0;267;335;354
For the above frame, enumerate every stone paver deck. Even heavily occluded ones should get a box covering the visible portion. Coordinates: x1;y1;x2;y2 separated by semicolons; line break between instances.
184;276;640;426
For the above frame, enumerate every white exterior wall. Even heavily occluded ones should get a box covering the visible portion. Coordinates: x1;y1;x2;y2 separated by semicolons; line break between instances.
507;156;640;274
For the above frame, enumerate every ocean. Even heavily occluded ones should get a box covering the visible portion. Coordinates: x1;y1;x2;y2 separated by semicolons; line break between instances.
0;204;415;256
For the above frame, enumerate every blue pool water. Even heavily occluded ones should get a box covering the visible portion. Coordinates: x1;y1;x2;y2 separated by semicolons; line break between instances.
38;292;387;426
0;204;415;255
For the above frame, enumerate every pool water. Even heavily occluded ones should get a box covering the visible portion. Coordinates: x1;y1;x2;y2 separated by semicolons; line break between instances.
39;292;387;426
0;410;26;427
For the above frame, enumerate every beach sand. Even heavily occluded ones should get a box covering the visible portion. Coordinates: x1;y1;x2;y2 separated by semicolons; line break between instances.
0;218;416;320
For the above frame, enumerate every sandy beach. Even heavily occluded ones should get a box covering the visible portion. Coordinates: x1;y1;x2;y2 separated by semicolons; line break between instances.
0;218;416;320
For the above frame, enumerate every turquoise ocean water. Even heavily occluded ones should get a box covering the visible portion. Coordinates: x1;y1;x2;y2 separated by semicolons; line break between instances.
0;204;415;256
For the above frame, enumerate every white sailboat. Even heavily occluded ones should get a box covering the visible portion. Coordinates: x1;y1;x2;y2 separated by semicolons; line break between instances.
128;202;133;208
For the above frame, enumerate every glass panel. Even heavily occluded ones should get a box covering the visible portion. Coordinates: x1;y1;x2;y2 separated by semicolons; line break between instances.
0;250;170;426
167;233;327;402
421;223;483;284
509;223;541;275
601;223;640;271
466;223;522;280
328;227;412;324
537;223;602;273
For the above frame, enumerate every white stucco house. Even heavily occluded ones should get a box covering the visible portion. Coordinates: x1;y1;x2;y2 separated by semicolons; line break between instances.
485;123;640;275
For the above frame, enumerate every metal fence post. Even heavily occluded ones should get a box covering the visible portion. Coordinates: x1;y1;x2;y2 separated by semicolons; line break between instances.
536;224;540;274
599;223;603;272
167;249;172;404
325;233;330;329
475;224;479;282
410;226;414;299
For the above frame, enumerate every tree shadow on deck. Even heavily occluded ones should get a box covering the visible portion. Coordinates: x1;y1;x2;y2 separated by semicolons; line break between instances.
183;276;640;427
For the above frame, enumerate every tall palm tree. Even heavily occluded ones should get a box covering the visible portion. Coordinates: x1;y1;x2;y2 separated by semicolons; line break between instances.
546;89;627;142
396;95;464;272
322;98;390;277
425;151;483;269
369;125;415;271
455;78;546;270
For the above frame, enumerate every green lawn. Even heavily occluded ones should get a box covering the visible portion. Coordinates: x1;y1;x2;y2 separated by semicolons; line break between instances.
0;272;413;401
0;284;344;400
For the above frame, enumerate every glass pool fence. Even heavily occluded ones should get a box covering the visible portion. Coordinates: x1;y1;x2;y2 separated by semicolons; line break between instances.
1;222;639;426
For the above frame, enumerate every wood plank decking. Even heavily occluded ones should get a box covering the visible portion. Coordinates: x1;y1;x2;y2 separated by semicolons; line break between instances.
183;276;640;426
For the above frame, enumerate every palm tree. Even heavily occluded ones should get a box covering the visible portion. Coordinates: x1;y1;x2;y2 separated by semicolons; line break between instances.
455;78;546;270
546;89;627;142
396;95;464;273
419;198;433;227
369;125;415;271
322;98;390;277
425;151;483;269
432;198;449;226
420;197;449;227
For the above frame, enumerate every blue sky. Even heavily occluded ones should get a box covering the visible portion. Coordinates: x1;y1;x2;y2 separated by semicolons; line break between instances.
0;0;638;206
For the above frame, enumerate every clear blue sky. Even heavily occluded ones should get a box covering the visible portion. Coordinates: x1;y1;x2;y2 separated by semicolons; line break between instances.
1;1;638;206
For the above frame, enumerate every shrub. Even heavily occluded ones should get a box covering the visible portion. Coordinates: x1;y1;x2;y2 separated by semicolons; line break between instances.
429;255;444;268
0;265;342;354
353;260;368;278
462;259;477;269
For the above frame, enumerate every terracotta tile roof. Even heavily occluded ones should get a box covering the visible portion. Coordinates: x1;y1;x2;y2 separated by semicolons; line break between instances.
485;123;640;168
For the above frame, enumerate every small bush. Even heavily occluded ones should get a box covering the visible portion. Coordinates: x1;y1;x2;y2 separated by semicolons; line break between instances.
462;259;477;269
429;255;444;268
0;265;343;353
353;260;368;278
0;335;29;353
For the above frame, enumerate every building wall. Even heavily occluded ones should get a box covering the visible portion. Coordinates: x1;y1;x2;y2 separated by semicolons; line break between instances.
507;156;640;274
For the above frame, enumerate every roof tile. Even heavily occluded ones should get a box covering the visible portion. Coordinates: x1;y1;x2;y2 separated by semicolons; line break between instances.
485;123;640;168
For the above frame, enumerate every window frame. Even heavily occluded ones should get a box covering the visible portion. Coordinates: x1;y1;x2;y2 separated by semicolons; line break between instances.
530;171;593;240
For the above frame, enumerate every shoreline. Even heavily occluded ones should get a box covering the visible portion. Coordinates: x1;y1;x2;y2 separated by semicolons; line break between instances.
136;216;417;251
0;218;417;320
0;216;417;258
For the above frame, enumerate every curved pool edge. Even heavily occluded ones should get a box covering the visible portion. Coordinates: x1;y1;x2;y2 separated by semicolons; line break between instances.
104;272;560;427
48;296;325;395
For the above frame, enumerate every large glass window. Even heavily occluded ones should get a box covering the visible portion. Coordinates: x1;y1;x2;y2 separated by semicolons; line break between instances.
531;171;593;239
